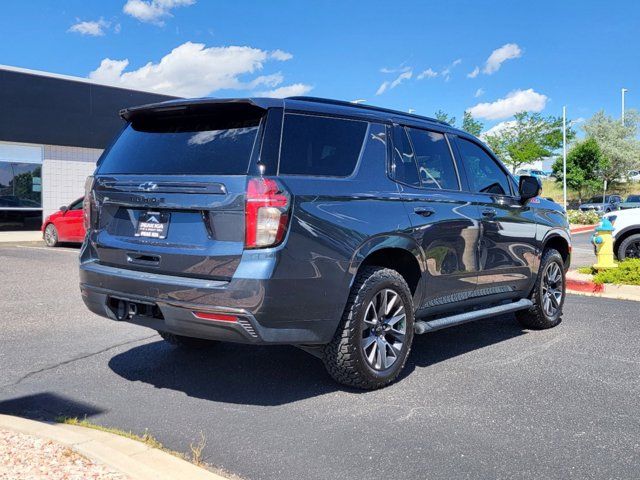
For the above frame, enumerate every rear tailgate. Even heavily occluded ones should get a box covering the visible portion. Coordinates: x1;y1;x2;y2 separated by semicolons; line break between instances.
89;101;272;280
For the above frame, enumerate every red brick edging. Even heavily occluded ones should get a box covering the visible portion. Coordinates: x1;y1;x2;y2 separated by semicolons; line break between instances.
566;275;604;293
570;224;597;234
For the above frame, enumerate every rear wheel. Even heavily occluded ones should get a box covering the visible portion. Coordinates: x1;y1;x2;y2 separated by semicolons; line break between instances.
323;267;414;390
516;248;565;329
158;331;217;349
43;224;59;247
618;233;640;260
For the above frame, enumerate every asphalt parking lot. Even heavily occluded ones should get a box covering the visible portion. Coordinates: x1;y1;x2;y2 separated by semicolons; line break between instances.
1;244;638;480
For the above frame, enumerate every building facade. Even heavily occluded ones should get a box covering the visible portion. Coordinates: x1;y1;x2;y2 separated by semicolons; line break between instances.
0;65;175;231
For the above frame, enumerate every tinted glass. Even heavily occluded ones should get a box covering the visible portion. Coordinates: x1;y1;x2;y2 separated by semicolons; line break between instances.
279;114;367;176
69;198;84;210
407;128;459;190
0;161;42;208
457;138;511;195
627;195;640;202
98;115;261;175
391;126;420;187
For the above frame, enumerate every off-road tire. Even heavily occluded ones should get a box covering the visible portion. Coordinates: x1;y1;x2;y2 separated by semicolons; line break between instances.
323;267;414;390
44;224;59;247
158;331;217;349
618;233;640;260
516;248;565;330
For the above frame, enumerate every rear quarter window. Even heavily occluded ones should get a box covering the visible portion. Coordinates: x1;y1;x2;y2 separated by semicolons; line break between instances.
279;114;367;177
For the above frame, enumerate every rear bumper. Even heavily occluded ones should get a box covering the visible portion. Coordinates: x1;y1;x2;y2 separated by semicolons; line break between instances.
79;260;338;345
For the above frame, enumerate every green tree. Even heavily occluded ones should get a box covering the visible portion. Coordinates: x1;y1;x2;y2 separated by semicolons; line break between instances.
461;111;483;136
434;110;456;126
552;138;607;199
582;110;640;183
484;112;573;173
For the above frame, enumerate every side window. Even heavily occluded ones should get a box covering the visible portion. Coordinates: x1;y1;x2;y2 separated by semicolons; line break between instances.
390;126;420;187
457;138;511;195
279;114;367;176
406;128;459;190
69;199;83;210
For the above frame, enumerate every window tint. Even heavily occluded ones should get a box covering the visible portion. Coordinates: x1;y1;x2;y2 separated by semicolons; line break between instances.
407;128;459;190
457;138;511;195
69;198;83;210
279;114;367;176
98;114;261;175
391;126;420;187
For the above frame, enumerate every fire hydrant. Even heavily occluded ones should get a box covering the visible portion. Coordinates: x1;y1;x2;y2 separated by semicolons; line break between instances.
591;217;618;270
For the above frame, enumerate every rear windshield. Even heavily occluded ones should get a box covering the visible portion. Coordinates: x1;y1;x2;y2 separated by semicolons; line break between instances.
98;113;261;175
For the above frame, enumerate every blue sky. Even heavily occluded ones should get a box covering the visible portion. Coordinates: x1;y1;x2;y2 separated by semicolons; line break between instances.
1;0;638;131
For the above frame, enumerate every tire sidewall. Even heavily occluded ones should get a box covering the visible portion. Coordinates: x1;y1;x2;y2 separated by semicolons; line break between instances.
535;251;565;324
353;273;414;384
619;234;640;260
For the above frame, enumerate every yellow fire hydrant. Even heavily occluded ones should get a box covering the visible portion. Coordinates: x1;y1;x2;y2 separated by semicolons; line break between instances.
591;217;618;270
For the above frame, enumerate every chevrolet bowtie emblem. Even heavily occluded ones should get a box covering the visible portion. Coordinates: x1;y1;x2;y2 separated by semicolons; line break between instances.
138;182;158;191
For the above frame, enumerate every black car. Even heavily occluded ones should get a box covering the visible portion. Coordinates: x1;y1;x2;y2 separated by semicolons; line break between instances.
80;97;571;389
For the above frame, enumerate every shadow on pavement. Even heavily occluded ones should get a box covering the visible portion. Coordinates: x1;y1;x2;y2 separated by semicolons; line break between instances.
108;314;526;406
0;392;104;421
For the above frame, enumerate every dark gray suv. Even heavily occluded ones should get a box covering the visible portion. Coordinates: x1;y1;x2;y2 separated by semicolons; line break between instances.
80;97;571;389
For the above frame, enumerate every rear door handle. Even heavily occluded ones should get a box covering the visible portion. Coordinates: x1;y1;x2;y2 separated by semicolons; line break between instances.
414;206;436;217
481;208;497;218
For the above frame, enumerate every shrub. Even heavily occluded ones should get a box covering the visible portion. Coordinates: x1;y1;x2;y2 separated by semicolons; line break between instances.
587;259;640;285
566;209;600;225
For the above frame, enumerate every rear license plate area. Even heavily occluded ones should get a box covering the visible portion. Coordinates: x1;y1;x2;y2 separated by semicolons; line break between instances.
135;211;170;239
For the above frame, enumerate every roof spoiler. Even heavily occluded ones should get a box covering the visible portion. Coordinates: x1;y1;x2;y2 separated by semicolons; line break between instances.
120;97;283;122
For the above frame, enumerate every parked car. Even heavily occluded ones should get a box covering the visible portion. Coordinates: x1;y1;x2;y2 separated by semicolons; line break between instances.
627;170;640;182
515;168;549;179
42;197;85;246
619;194;640;210
79;97;571;389
579;195;622;214
603;208;640;260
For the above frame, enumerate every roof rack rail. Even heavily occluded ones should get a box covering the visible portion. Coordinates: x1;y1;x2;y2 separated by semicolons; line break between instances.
286;96;450;126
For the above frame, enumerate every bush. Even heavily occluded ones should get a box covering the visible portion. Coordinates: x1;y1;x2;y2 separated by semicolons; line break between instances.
566;209;600;225
584;259;640;285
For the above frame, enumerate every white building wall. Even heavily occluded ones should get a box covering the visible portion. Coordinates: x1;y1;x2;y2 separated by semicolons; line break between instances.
42;145;102;218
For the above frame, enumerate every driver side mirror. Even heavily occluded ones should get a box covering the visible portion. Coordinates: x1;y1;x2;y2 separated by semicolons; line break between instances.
518;175;542;202
59;205;68;212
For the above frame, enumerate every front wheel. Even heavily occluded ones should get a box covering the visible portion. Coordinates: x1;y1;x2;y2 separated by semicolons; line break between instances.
44;224;59;247
618;233;640;260
516;248;565;329
323;267;414;390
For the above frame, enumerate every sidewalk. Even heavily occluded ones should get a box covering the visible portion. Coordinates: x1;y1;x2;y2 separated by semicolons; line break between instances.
0;415;228;480
0;231;42;243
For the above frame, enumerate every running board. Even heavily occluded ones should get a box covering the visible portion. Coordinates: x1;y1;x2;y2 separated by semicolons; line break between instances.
413;299;533;335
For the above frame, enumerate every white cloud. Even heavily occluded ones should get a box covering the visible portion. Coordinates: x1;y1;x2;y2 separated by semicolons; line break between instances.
376;69;412;95
467;66;480;78
483;43;522;74
481;120;515;139
123;0;195;25
380;66;411;74
256;83;313;98
68;18;109;36
467;88;548;120
440;58;462;81
474;88;485;98
417;68;438;80
270;49;293;61
88;41;300;97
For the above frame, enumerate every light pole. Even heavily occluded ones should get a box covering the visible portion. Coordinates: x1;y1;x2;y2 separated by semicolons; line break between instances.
622;88;628;125
562;106;567;210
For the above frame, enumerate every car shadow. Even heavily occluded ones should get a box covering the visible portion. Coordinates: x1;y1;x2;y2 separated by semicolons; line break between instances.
108;314;527;406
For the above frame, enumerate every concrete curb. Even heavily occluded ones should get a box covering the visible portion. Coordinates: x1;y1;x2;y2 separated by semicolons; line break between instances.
0;231;42;243
569;224;596;235
0;415;228;480
566;270;640;302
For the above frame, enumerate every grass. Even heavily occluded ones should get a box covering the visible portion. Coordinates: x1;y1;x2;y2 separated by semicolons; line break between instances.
540;179;640;205
576;259;640;285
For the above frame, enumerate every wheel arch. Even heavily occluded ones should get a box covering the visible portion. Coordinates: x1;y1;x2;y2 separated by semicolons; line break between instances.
349;235;425;299
542;232;571;270
614;227;640;259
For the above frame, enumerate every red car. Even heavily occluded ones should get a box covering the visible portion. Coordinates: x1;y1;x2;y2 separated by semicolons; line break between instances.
42;197;85;246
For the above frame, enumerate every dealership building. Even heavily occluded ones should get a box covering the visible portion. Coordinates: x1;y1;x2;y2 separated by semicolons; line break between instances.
0;65;174;231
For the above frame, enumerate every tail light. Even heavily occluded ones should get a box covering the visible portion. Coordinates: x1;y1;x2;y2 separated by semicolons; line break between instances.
245;177;290;248
83;175;95;231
